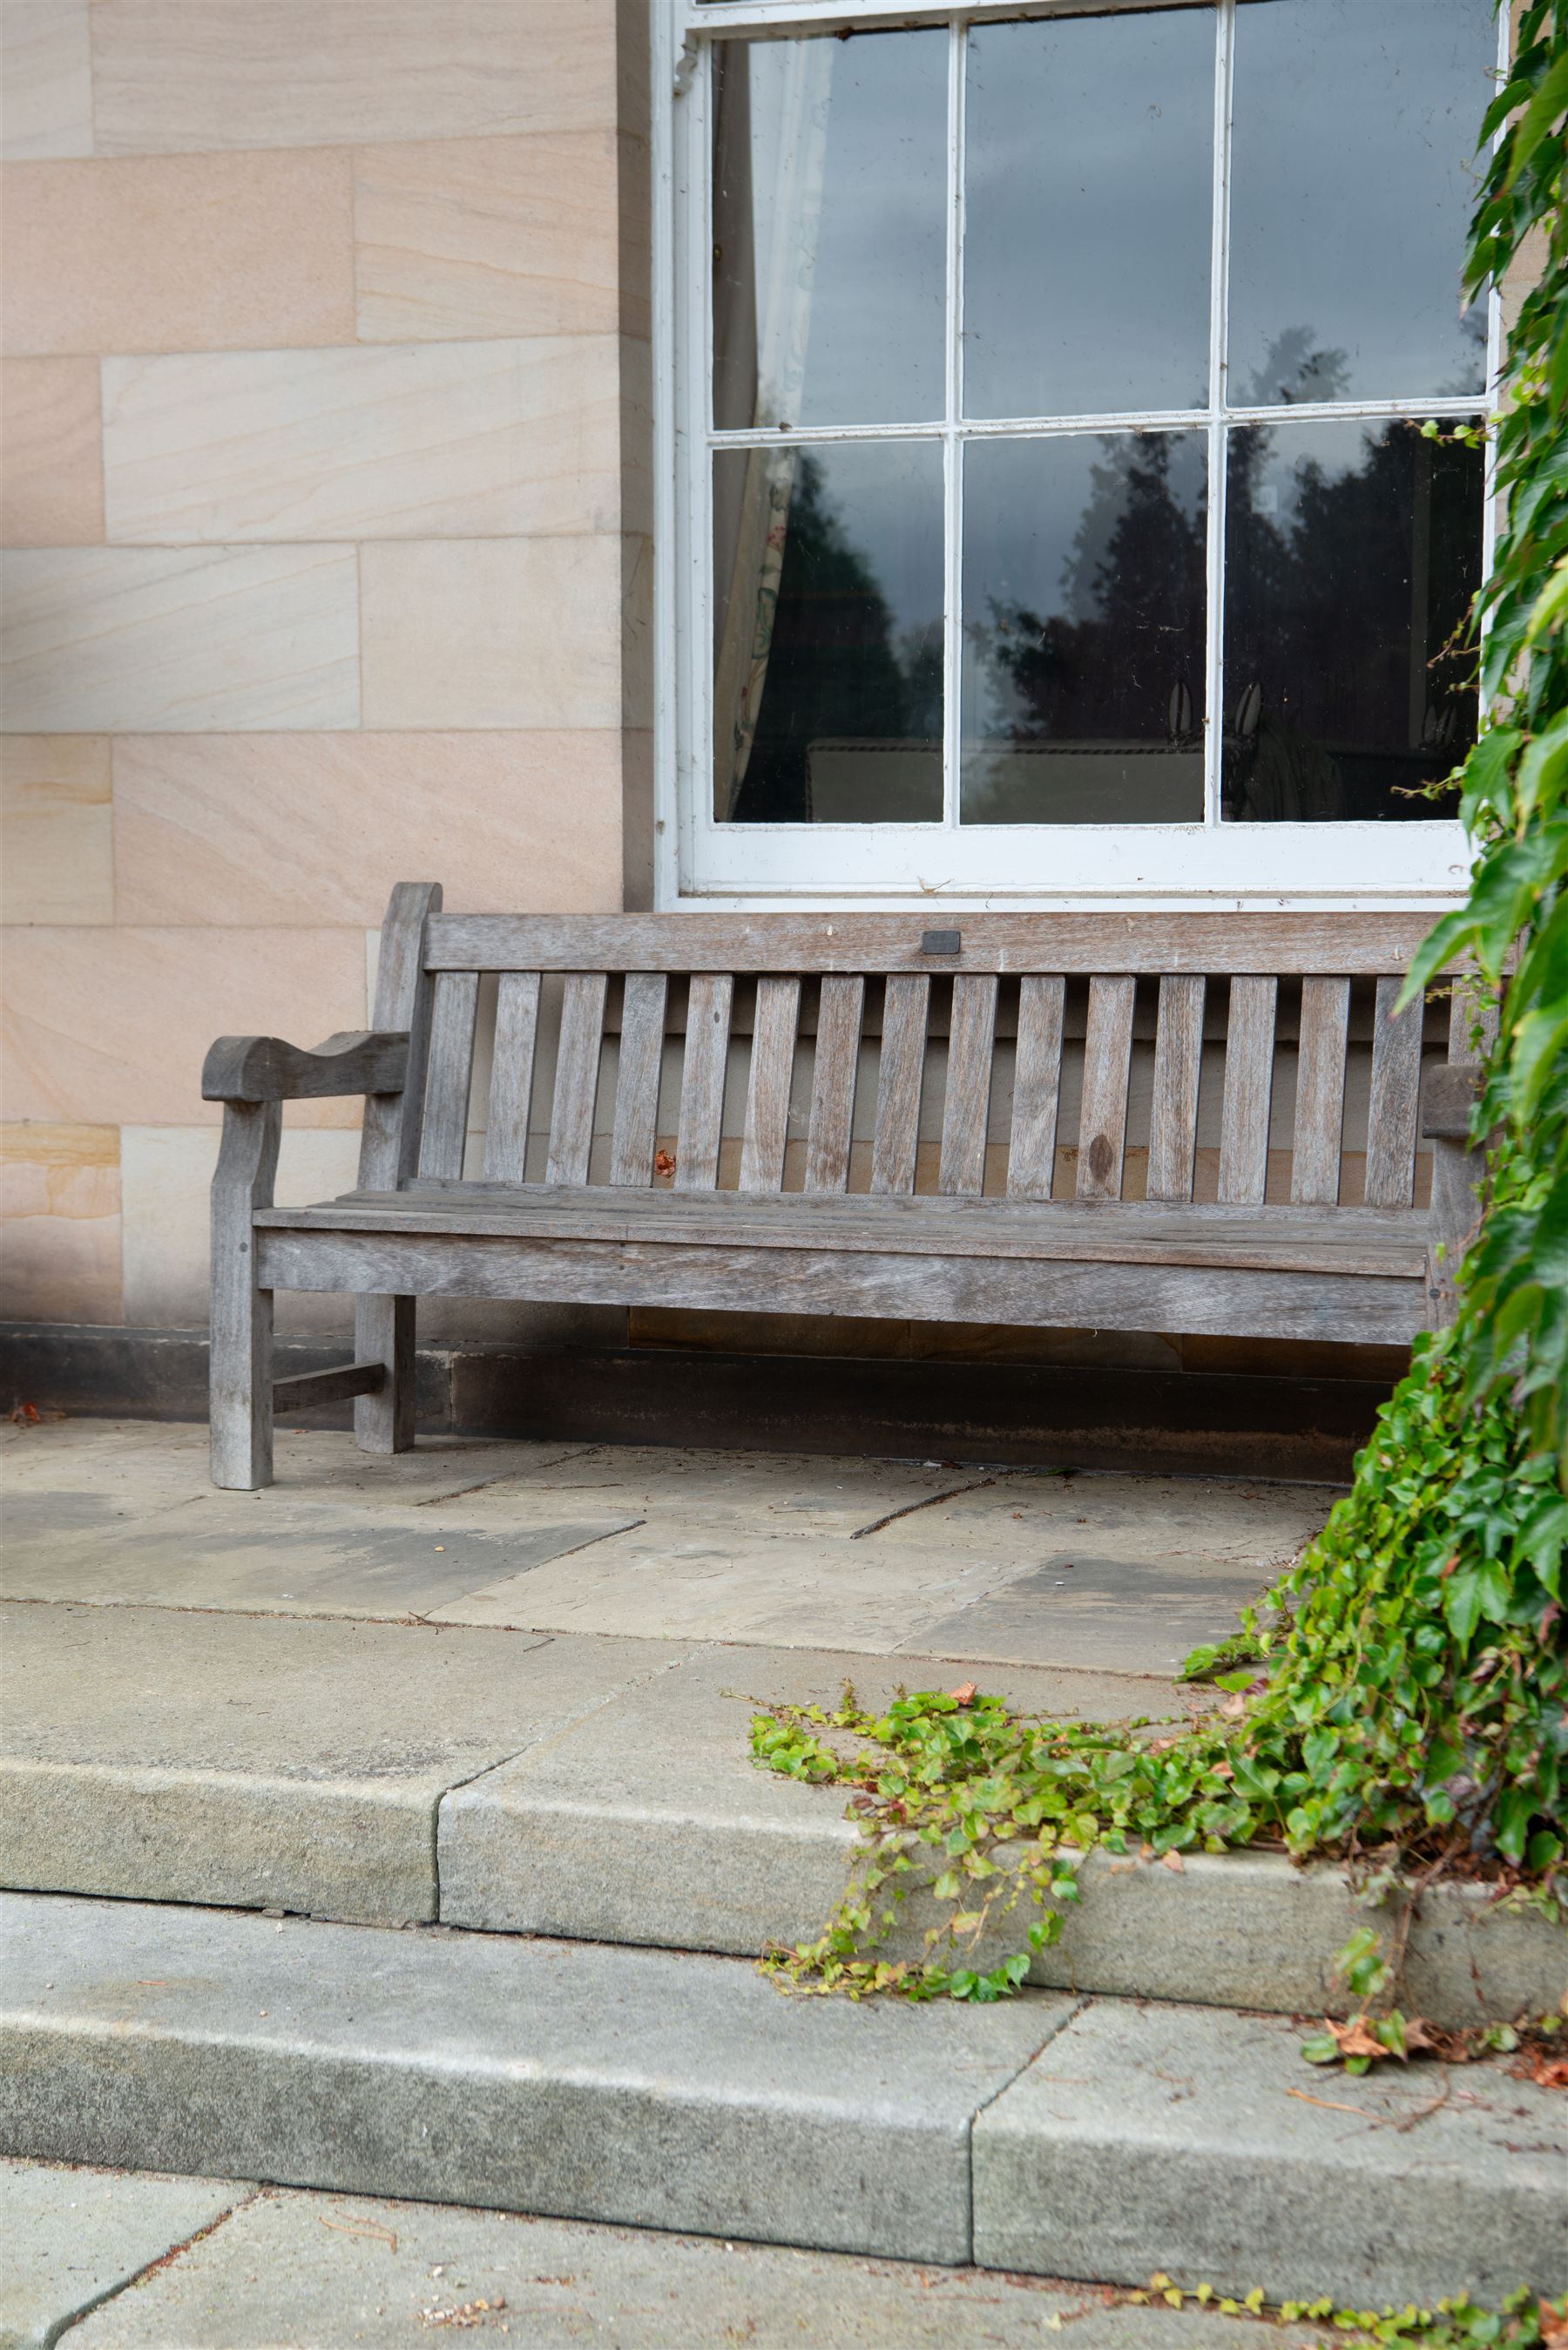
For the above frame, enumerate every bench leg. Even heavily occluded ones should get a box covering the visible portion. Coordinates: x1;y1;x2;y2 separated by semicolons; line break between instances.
354;1294;416;1453
210;1100;280;1491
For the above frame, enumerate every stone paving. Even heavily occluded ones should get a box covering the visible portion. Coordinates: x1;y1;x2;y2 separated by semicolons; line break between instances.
0;1416;1332;1669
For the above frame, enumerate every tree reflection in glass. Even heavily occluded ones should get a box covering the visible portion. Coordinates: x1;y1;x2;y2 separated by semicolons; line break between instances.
1223;419;1483;823
962;432;1206;825
713;441;943;823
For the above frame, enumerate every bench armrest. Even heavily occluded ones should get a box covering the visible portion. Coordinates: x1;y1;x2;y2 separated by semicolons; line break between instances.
1422;1062;1486;1141
202;1030;409;1104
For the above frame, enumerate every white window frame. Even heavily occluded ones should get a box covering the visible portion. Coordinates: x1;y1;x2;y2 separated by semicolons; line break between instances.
650;0;1505;911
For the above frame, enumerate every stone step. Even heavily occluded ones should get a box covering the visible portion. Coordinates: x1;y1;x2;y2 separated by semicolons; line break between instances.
3;1894;1563;2309
5;1603;1562;2029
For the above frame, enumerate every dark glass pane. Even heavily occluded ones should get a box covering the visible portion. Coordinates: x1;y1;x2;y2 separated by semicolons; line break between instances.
712;31;946;430
1223;418;1482;823
1228;0;1493;406
964;10;1213;420
962;433;1206;825
713;441;943;823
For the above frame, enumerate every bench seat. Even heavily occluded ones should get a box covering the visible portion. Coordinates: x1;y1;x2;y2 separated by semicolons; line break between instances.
204;886;1490;1489
253;1184;1433;1349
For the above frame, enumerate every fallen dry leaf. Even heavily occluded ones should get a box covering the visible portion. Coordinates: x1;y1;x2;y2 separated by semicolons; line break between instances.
653;1148;676;1176
1328;2017;1396;2063
1538;2308;1568;2350
9;1402;39;1426
947;1682;978;1706
1515;2049;1568;2091
1159;1850;1186;1873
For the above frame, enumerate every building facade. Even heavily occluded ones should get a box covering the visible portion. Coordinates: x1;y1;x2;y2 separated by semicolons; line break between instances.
0;0;1522;1457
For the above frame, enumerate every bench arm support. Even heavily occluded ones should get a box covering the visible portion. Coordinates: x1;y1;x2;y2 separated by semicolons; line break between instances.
202;1030;409;1105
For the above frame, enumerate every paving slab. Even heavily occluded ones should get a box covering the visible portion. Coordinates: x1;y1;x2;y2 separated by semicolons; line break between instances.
0;1604;695;1922
0;2156;248;2350
438;1646;1567;2025
35;2177;1321;2350
905;1551;1276;1675
0;1894;1069;2265
973;1996;1568;2308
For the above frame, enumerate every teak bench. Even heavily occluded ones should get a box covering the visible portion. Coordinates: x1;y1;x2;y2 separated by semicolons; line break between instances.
203;883;1489;1490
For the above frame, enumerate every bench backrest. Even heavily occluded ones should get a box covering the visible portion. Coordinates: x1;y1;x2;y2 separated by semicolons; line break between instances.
368;895;1476;1215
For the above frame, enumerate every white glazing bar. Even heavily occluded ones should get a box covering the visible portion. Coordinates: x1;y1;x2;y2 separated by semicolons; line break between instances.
1203;0;1233;832
1478;0;1511;650
942;17;965;833
690;34;717;882
706;394;1482;454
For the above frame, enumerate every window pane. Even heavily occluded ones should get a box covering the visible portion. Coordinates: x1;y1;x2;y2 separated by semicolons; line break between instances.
963;10;1213;421
962;433;1206;825
713;441;943;823
1223;419;1482;823
1228;0;1493;407
712;32;947;431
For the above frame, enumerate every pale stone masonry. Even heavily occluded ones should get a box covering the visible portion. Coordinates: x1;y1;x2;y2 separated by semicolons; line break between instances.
0;0;651;1333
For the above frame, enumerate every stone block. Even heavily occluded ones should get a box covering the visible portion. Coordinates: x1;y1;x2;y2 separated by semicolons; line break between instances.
355;132;623;342
0;547;359;732
972;1997;1568;2306
102;337;623;542
0;1121;120;1326
0;1894;1067;2261
359;537;623;729
111;733;625;928
0;736;112;924
0;359;103;544
0;2;91;160
0;150;355;356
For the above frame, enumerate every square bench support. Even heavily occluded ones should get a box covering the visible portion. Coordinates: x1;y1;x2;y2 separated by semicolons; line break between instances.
354;1294;416;1454
210;1098;281;1492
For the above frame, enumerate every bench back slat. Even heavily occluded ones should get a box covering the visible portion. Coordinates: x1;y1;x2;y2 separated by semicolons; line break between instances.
803;974;863;1195
361;880;442;1191
1292;975;1351;1206
740;976;801;1193
1365;974;1424;1209
871;975;929;1196
1076;974;1137;1202
1146;974;1206;1206
675;974;733;1190
938;974;998;1199
546;972;608;1187
1007;974;1066;1202
483;969;541;1182
1218;976;1278;1207
417;968;479;1182
609;971;668;1188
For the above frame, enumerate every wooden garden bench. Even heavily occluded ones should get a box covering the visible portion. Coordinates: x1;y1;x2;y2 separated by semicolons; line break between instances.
203;883;1488;1490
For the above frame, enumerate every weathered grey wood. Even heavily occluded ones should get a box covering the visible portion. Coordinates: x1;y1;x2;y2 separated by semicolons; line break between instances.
1008;975;1065;1202
804;974;863;1195
272;1361;386;1414
739;976;801;1194
202;1031;408;1105
427;910;1463;978
1218;977;1278;1207
546;971;609;1187
355;883;440;1461
1146;975;1206;1204
1291;976;1351;1207
1422;1063;1485;1138
354;1292;415;1454
1076;975;1136;1202
210;1098;280;1492
483;970;542;1183
675;974;733;1190
417;970;480;1182
871;975;929;1196
260;1187;1430;1277
609;971;668;1187
259;1229;1427;1346
1427;982;1496;1325
359;882;442;1192
938;974;998;1198
1364;975;1424;1208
